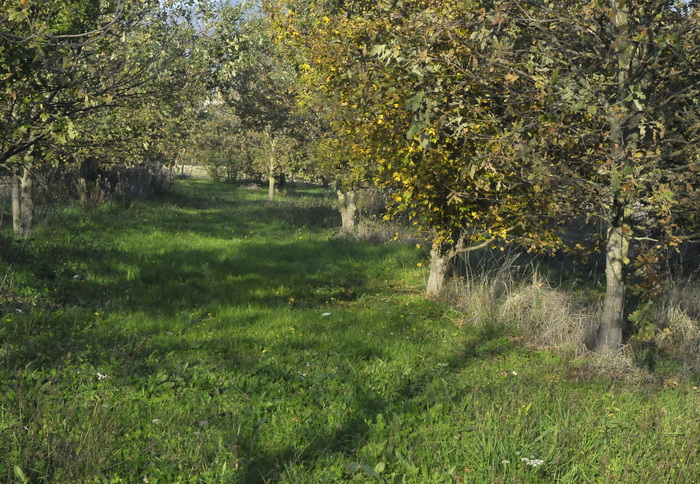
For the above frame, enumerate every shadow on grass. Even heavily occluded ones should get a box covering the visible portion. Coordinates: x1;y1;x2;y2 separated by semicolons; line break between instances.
0;181;407;367
2;182;351;310
0;234;405;373
41;238;392;312
233;327;521;482
0;180;525;482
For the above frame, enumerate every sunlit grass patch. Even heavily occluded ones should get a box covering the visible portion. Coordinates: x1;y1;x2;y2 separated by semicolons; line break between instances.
2;180;700;482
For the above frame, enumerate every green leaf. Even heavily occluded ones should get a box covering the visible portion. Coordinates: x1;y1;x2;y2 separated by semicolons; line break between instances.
13;465;28;484
345;462;378;477
611;171;620;192
551;67;560;84
9;9;30;23
369;44;387;57
418;131;431;150
406;91;425;112
406;120;424;140
66;119;78;140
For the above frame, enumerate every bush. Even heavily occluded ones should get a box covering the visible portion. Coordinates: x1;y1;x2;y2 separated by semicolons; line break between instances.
48;161;173;208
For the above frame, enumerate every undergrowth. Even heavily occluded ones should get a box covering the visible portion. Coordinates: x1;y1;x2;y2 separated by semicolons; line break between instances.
447;246;700;376
1;180;700;482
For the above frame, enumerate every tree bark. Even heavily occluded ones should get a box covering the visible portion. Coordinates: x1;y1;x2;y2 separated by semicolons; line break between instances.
596;223;630;352
266;130;277;202
268;158;275;201
11;175;20;236
593;1;635;353
12;165;33;237
337;189;357;235
426;240;453;298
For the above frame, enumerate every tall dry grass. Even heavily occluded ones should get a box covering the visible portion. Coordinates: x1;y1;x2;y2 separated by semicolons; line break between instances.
653;281;700;370
444;247;700;372
446;250;594;354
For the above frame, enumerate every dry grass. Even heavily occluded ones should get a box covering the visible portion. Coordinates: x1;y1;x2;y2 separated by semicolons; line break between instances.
352;219;423;244
653;281;700;370
444;247;700;375
446;251;593;354
501;276;592;351
449;275;592;354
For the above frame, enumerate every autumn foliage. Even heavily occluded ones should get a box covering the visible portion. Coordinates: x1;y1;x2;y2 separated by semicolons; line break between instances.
272;0;700;350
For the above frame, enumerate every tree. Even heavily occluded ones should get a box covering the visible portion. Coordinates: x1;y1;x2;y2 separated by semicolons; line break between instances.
1;0;206;235
507;0;700;351
211;6;304;201
277;0;700;358
275;0;562;292
187;98;251;182
381;0;700;348
374;0;700;347
270;0;385;234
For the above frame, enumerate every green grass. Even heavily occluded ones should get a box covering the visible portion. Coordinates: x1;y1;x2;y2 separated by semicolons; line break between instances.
1;180;700;482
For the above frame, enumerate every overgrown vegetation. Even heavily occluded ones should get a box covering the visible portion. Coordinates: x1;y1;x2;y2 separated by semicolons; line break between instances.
3;1;700;478
2;180;700;482
6;0;700;357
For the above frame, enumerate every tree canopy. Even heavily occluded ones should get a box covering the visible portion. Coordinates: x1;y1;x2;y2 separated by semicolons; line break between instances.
271;0;700;349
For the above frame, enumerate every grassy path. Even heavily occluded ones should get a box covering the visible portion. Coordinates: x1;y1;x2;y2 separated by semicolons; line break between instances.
2;180;700;482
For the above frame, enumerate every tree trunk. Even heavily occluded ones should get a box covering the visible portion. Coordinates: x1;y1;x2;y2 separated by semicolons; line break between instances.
266;130;277;202
426;241;453;298
268;158;275;201
595;223;630;352
593;2;635;353
12;165;33;237
11;175;20;235
337;189;357;235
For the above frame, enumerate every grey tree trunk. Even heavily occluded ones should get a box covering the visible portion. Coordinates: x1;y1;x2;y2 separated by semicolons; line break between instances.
426;241;453;298
337;189;357;235
268;158;275;201
11;175;20;235
596;224;630;352
593;2;635;353
12;166;33;237
266;130;277;202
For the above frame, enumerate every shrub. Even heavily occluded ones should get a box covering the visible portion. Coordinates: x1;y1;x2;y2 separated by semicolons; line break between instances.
47;162;173;208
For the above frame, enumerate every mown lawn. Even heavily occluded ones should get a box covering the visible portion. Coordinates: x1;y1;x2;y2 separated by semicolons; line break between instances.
1;180;700;483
